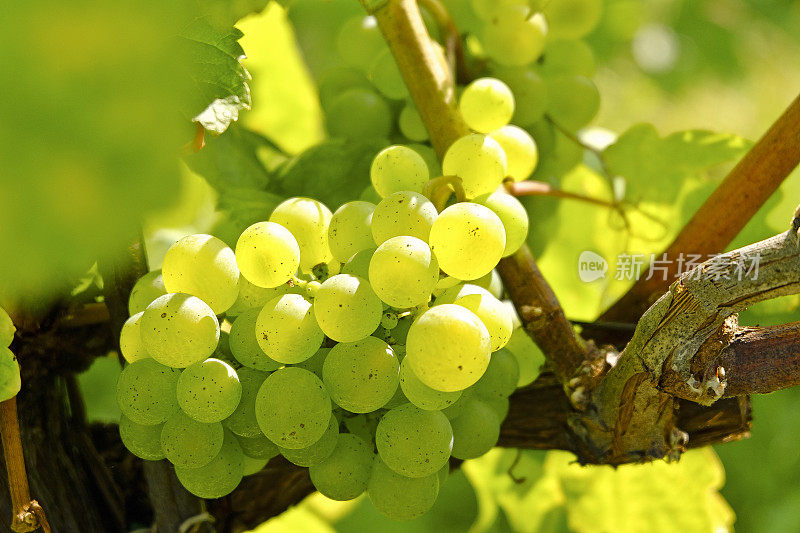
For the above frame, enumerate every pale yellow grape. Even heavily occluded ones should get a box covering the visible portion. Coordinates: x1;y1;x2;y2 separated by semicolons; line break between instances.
399;103;428;142
0;308;13;348
435;284;513;351
473;269;504;298
269;197;333;271
279;415;339;467
369;236;439;308
127;270;167;315
472;348;520;400
375;403;453;478
140;293;220;368
175;430;243;499
341;248;375;280
235;222;300;288
323;337;399;413
225;275;293;317
370;146;430;198
229;308;281;371
236;434;280;460
371;191;438;245
328;201;376;262
255;294;323;364
399;359;461;411
368;457;439;520
488;125;538;181
224;367;269;438
475;191;529;257
116;359;180;425
177;358;242;423
118;415;165;461
314;274;382;342
429;203;506;280
406;304;491;392
119;312;150;363
162;234;239;314
449;398;500;459
459;78;515;133
481;7;548;67
160;411;224;468
309;433;374;501
441;134;507;199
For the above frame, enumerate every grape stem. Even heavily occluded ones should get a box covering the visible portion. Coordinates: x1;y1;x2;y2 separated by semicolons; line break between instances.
180;123;206;155
423;175;466;211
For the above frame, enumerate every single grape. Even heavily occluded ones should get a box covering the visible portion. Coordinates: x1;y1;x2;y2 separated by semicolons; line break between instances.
235;222;301;289
449;398;500;459
161;234;239;314
435;283;513;351
293;347;329;379
177;358;242;423
380;310;399;330
369;236;439;308
269;200;332;274
118;414;165;461
504;328;545;387
328;201;376;262
226;276;294;318
341;247;376;280
323;337;399;413
326;88;392;141
441;134;507;199
313;274;382;342
481;7;548;67
368;457;440;520
545;75;600;131
488;125;538;182
541;39;596;77
459;78;515;133
229;308;281;371
317;67;372;110
343;413;378;446
0;308;13;348
441;388;474;420
116;359;180;425
484;396;510;421
375;403;452;478
472;348;520;399
407;143;441;176
382;382;409;410
399;103;429;142
429;203;506;280
371;191;438;245
399;359;462;411
160;411;224;468
243;456;269;476
544;0;602;40
279;415;339;467
256;294;323;364
119;312;150;364
336;16;388;72
477;191;529;257
127;270;167;316
492;67;548;126
370;49;409;100
223;367;269;438
472;269;504;299
406;304;491;392
255;367;332;449
370;146;430;198
140;293;220;368
309;432;374;501
175;430;244;499
236;433;280;460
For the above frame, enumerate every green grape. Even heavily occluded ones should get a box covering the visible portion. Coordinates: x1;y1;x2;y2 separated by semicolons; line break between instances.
407;143;441;176
359;184;384;204
160;411;224;468
383;382;409;409
341;247;376;279
336;16;388;72
450;398;500;459
226;276;293;318
310;433;374;501
504;327;545;386
314;274;383;342
472;269;504;299
541;39;596;77
175;430;244;499
118;414;165;461
370;146;430;198
255;294;323;364
0;308;13;348
429;203;506;280
376;403;452;478
279;415;339;467
371;191;438;245
119;312;150;364
369;236;439;308
177;358;242;423
116;358;180;425
255;367;332;449
323;337;399;413
472;348;520;399
213;330;238;369
493;67;548;126
344;413;378;445
487;125;538;182
406;304;491;392
235;222;301;289
481;7;547;67
399;103;429;142
545;75;600;131
236;433;280;460
459;77;515;133
441;134;507;199
224;367;269;438
370;49;409;100
243;456;269;476
270;197;333;272
476;191;529;257
380;310;399;330
441;388;473;420
229;308;282;371
294;347;329;379
162;234;239;314
140;293;220;368
544;0;602;40
317;67;372;110
389;315;414;345
326;88;392;141
399;359;461;411
436;284;513;351
368;457;440;520
328;201;376;262
127;270;167;316
484;396;510;421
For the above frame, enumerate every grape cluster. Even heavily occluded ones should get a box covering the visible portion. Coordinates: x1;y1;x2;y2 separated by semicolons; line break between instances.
0;307;20;402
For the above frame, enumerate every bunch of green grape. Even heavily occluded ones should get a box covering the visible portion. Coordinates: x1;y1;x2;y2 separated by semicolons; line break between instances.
0;307;20;402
